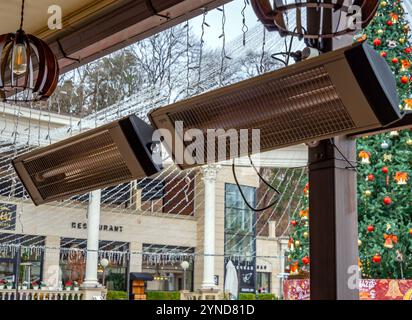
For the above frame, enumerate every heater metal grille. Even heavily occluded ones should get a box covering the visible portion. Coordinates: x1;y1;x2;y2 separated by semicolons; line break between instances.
167;66;355;163
22;130;133;202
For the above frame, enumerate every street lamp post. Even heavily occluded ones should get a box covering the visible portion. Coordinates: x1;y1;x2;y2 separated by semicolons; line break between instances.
100;258;109;287
180;261;189;291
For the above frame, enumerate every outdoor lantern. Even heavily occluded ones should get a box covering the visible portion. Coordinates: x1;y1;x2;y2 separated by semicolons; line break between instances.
250;0;379;39
100;258;110;287
180;261;189;291
0;0;59;102
180;261;189;270
100;258;109;268
13;115;162;205
149;42;402;170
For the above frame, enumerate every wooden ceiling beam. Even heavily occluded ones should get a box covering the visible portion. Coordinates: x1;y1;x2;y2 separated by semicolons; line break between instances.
43;0;231;74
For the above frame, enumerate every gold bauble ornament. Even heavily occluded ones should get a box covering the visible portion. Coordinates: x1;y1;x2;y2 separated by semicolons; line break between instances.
364;190;372;197
358;239;362;246
380;1;387;7
295;240;301;247
303;232;309;239
399;38;405;44
377;29;384;35
407;139;412;146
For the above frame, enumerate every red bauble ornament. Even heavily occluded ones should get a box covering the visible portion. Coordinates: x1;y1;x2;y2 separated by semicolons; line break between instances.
367;174;375;181
392;57;399;64
383;196;392;205
381;51;387;57
387;20;393;26
401;76;409;84
372;255;381;264
291;220;297;226
406;48;412;54
302;256;310;265
409;228;412;235
382;166;389;174
367;225;374;232
373;38;381;46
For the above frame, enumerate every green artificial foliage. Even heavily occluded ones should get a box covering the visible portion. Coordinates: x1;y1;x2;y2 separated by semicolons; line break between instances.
238;293;256;300
146;291;181;300
106;291;128;300
106;271;126;291
238;293;279;300
286;0;412;279
286;180;310;275
359;0;411;105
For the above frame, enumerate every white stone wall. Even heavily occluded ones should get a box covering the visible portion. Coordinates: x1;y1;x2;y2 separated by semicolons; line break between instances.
1;165;287;293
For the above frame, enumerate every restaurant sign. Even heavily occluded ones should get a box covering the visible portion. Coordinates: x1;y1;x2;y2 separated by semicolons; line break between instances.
0;203;16;231
71;222;123;233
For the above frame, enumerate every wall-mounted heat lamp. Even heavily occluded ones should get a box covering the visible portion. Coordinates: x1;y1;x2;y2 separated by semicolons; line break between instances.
13;115;161;205
149;42;402;170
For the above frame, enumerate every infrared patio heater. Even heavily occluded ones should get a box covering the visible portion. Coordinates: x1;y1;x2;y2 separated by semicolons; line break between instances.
13;2;408;205
13;116;162;205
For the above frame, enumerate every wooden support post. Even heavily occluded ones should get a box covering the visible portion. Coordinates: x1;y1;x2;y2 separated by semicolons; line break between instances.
308;137;359;300
307;0;359;300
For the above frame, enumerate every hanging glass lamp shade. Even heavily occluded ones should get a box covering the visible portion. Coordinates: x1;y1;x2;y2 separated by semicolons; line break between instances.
251;0;379;39
0;28;59;103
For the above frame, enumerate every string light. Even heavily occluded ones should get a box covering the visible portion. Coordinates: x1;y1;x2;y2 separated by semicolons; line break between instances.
0;5;309;264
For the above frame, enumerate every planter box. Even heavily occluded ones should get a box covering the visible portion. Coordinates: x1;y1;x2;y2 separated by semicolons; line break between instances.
6;285;12;290
283;279;412;300
32;286;39;290
0;285;4;290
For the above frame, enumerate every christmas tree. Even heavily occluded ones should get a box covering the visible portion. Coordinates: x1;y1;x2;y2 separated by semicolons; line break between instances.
357;0;412;279
287;0;412;279
286;181;310;277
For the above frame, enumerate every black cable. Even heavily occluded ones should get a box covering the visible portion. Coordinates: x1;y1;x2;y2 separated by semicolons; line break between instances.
285;32;295;66
19;0;25;30
232;159;281;212
329;138;358;172
271;25;301;66
270;55;288;67
146;0;169;20
57;39;81;63
248;155;281;192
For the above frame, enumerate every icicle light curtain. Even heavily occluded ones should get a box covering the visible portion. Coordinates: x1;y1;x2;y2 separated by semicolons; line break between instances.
0;2;309;260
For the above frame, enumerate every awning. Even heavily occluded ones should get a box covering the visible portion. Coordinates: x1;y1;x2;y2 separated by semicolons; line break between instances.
130;272;154;281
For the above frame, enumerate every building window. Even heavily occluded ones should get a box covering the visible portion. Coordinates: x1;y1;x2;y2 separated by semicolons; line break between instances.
0;233;45;287
59;238;129;291
224;183;256;294
137;179;165;213
256;272;271;293
142;244;194;292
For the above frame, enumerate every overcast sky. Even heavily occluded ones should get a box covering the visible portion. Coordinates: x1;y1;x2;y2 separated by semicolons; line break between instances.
190;0;260;48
